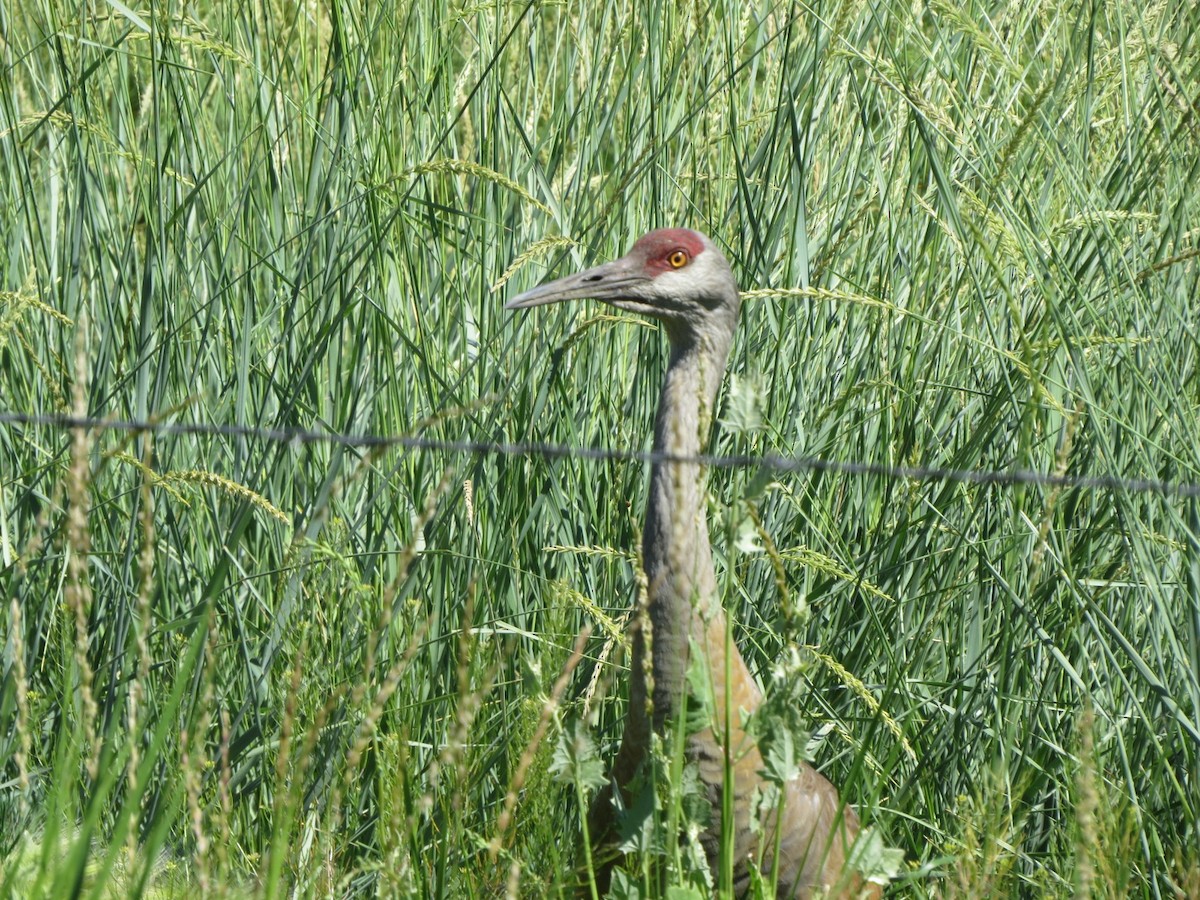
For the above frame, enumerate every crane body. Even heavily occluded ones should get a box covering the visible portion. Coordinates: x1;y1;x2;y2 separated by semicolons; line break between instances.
508;229;878;898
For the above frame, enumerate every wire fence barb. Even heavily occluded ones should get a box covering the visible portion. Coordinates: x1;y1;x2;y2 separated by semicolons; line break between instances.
3;409;1200;498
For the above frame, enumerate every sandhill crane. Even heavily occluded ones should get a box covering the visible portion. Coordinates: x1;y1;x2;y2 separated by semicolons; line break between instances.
507;228;877;898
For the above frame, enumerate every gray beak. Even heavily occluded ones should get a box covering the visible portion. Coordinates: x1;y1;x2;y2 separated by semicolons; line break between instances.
505;257;650;310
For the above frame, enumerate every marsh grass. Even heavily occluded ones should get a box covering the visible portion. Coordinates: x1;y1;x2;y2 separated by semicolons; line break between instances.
2;0;1199;896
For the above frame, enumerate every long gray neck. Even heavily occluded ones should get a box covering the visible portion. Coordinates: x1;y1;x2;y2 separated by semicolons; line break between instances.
637;326;732;726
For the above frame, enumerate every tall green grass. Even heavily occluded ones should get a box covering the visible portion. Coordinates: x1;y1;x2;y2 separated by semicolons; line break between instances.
2;0;1199;895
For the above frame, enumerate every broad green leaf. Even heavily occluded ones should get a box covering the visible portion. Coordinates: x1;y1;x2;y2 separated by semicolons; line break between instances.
550;719;607;795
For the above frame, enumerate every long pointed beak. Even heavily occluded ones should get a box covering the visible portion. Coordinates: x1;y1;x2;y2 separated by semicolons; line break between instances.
505;258;650;309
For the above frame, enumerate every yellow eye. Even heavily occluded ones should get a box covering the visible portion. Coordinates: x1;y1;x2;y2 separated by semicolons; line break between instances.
668;250;689;268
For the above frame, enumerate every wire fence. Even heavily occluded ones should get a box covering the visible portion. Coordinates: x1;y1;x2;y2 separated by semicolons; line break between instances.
4;409;1200;499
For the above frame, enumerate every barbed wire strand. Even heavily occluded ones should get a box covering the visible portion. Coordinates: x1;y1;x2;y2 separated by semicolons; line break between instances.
2;409;1199;498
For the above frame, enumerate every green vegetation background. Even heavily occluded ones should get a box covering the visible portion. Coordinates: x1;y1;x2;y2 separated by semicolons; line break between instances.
2;0;1198;896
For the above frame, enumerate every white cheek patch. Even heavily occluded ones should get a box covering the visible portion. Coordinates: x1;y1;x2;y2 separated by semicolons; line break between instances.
649;253;723;305
652;267;695;295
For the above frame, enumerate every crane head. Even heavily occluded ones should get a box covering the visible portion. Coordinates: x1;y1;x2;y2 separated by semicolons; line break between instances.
505;228;740;338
